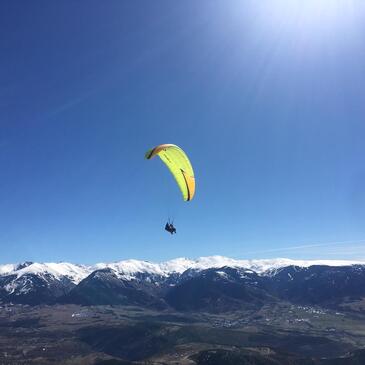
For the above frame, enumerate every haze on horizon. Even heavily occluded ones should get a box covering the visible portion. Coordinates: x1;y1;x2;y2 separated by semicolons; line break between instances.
1;1;365;264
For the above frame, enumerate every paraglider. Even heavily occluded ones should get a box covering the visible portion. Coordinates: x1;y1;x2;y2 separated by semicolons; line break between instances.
145;144;195;234
165;221;176;235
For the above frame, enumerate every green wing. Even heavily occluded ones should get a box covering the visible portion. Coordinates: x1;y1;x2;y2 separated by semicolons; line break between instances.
145;144;195;201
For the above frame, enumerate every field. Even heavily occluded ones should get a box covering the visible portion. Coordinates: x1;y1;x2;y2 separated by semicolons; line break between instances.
1;301;365;364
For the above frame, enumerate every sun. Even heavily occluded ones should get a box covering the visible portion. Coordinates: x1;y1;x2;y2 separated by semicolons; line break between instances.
257;0;360;36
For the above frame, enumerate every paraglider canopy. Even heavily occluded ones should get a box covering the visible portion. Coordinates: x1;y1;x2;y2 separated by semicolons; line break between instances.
145;144;195;201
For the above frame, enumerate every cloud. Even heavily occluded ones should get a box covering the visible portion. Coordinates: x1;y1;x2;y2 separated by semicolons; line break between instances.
243;239;365;256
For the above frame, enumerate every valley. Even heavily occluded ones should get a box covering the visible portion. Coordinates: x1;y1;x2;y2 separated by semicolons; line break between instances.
1;301;365;364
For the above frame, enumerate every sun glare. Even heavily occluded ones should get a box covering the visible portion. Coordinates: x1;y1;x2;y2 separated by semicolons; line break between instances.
260;0;360;34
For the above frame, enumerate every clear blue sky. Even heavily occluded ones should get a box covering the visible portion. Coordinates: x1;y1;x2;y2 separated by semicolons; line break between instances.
1;1;365;263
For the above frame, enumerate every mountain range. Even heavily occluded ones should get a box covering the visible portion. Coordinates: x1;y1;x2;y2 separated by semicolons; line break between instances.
1;256;365;310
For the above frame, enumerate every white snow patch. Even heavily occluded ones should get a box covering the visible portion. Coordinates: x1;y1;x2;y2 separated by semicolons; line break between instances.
216;271;229;279
0;264;17;275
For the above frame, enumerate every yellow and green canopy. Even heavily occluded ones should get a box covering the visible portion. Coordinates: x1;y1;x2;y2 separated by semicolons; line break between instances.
145;144;195;201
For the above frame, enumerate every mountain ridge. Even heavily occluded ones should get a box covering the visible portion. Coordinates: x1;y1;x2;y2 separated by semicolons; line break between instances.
1;256;365;308
1;256;364;281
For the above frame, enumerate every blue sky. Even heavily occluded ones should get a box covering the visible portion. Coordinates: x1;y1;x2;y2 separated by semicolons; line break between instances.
1;1;365;263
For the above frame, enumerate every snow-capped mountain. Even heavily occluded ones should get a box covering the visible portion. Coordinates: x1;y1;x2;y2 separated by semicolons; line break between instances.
0;261;90;283
1;256;365;307
90;256;365;279
2;256;363;283
0;262;91;304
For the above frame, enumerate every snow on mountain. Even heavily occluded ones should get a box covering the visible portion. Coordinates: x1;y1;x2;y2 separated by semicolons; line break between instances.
159;256;365;275
93;259;165;280
0;262;91;284
1;257;364;284
92;256;251;280
0;264;17;275
245;258;365;275
33;263;91;284
91;256;365;280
